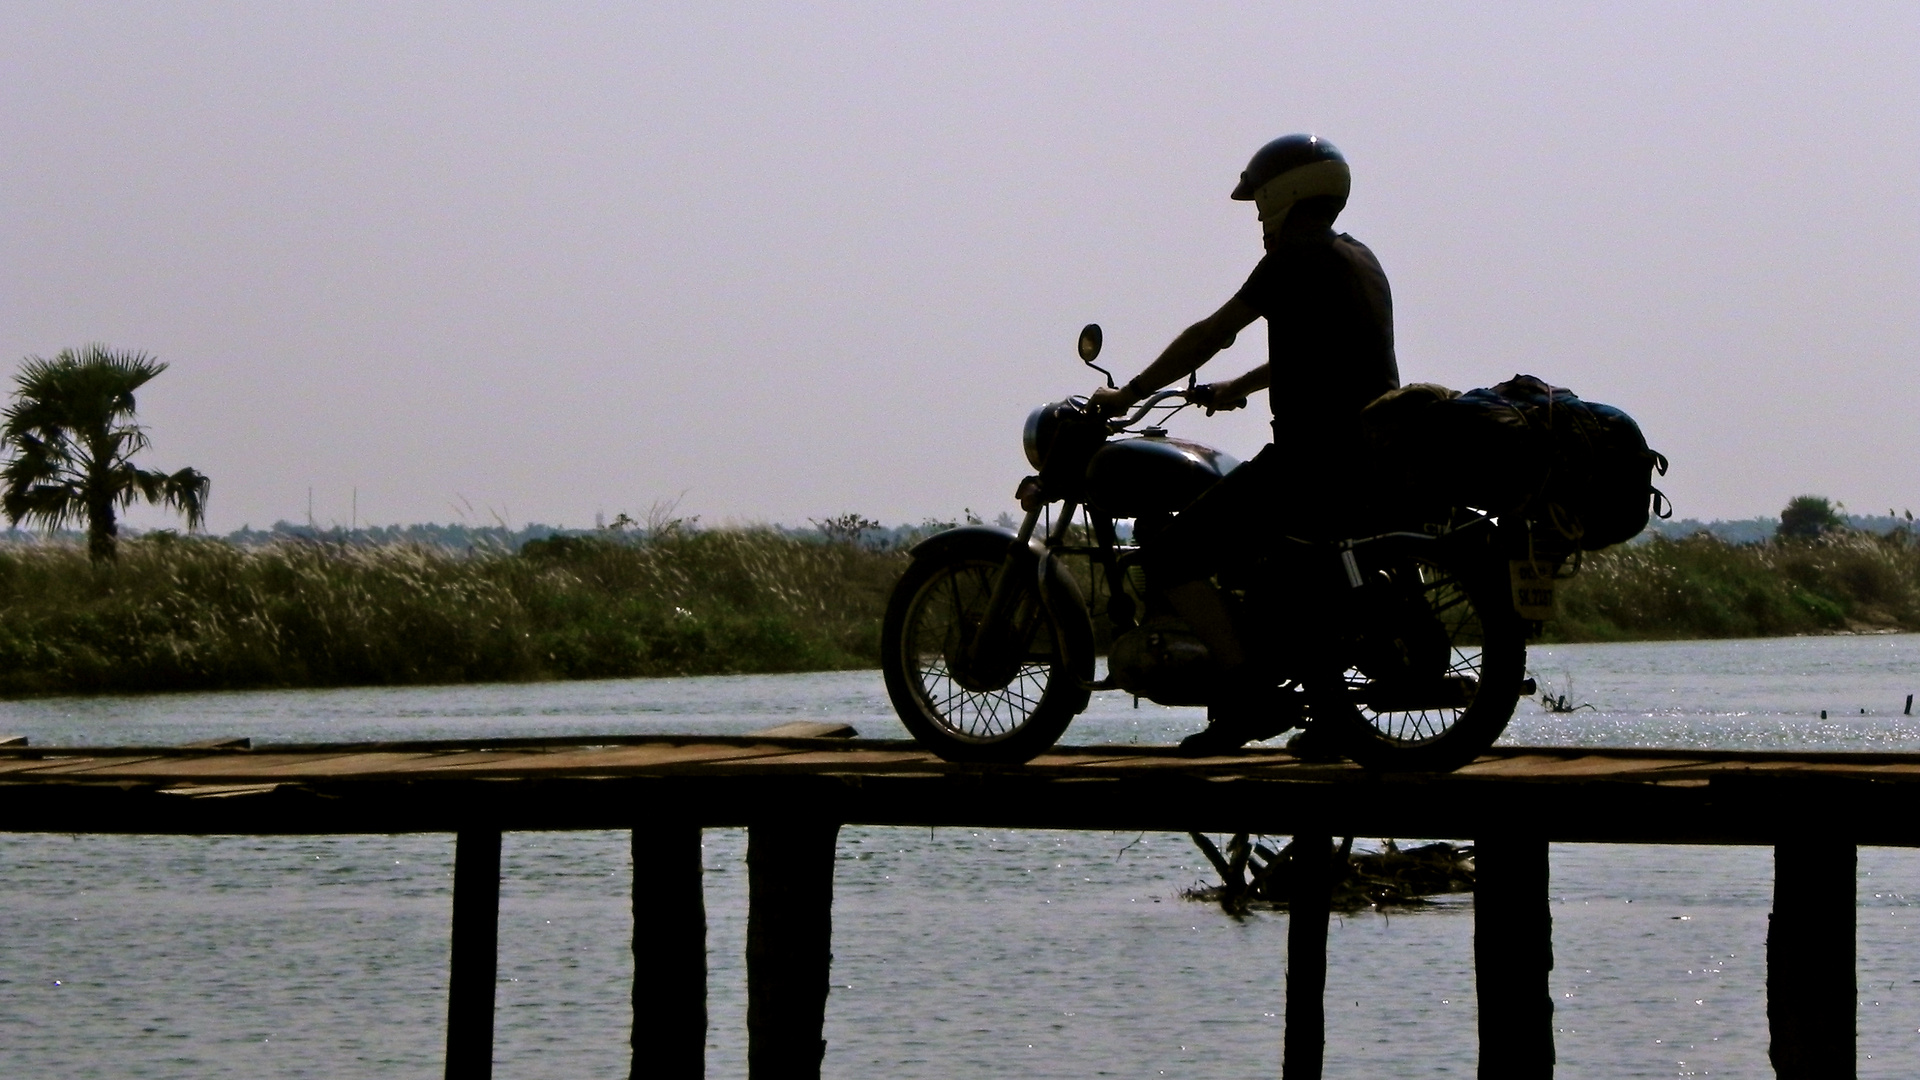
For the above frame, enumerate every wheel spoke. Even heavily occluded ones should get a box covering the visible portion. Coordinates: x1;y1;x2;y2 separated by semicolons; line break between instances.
1342;560;1499;747
901;558;1066;742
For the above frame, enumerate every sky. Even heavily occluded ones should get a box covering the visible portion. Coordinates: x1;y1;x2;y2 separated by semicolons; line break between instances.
1;3;1914;533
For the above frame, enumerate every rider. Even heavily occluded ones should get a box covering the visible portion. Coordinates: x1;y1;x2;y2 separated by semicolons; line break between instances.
1087;134;1399;756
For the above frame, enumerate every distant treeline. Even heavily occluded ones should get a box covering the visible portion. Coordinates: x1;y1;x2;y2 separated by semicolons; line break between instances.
1643;513;1915;546
0;513;1009;554
8;510;1900;552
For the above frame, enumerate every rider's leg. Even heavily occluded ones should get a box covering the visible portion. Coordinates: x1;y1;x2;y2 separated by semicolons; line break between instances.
1165;580;1244;670
1168;579;1297;754
1152;447;1272;671
1150;451;1300;753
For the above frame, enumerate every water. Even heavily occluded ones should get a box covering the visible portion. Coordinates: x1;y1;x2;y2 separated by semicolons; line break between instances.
3;634;1919;1077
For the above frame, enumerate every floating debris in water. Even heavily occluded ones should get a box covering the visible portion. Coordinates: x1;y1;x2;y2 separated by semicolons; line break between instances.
1536;670;1595;714
1183;833;1475;915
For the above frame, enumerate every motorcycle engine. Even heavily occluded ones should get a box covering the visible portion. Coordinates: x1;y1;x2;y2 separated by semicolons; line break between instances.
1354;583;1452;683
1107;618;1212;707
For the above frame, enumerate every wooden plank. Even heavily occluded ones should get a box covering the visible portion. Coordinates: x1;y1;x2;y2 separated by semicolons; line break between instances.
632;823;706;1079
747;818;840;1080
1654;760;1920;786
20;736;1917;767
413;743;819;778
0;756;81;775
1458;754;1709;778
446;829;501;1080
14;737;1920;787
158;783;282;799
237;732;924;756
1476;834;1555;1078
1021;754;1357;777
1284;833;1333;1079
3;738;1920;847
1494;745;1920;767
744;721;858;739
1768;835;1855;1078
1744;760;1920;779
316;749;573;777
38;751;436;780
702;749;951;773
0;758;1918;845
4;755;166;776
0;745;799;783
1024;750;1222;767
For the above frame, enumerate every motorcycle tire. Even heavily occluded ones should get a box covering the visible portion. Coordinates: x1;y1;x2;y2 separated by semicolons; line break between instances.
881;541;1093;764
1307;550;1527;773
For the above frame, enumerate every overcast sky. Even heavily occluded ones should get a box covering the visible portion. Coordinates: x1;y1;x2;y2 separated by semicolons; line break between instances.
2;3;1914;532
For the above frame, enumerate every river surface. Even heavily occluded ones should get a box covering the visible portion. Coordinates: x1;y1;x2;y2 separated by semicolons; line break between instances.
3;634;1919;1077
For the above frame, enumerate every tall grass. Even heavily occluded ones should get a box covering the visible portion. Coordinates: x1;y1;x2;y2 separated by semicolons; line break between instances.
1550;530;1920;641
2;525;1912;697
0;531;908;697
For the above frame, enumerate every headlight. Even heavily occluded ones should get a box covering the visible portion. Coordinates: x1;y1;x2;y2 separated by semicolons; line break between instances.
1023;404;1051;469
1024;400;1079;470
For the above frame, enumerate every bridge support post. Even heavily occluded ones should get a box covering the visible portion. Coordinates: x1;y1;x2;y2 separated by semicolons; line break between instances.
747;819;841;1080
1284;833;1332;1079
631;824;706;1080
1475;834;1554;1079
446;828;502;1080
1768;836;1855;1078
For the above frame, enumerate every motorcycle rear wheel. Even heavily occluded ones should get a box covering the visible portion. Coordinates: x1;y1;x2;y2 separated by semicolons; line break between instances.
1310;551;1526;773
882;548;1091;764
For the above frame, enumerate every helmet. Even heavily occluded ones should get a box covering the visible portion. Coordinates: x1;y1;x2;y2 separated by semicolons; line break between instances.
1229;134;1350;233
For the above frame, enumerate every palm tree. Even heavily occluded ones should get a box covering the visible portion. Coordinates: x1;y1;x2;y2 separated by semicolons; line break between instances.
1;345;210;561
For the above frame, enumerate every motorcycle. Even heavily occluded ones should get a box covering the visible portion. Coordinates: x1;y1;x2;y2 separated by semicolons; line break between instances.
880;324;1546;772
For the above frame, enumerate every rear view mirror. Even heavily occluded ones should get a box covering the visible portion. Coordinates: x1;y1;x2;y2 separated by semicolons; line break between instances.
1077;324;1103;363
1077;323;1114;388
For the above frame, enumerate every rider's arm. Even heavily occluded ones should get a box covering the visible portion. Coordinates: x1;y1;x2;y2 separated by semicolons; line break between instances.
1193;363;1270;413
1087;295;1260;412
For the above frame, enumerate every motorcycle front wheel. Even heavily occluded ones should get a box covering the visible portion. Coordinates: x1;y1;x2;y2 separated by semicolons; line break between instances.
1309;551;1527;773
881;546;1091;764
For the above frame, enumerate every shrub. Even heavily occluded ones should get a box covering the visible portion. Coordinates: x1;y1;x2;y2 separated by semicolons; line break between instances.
0;530;910;697
1548;530;1920;642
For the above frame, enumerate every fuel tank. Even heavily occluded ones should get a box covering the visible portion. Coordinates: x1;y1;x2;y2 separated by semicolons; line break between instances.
1084;434;1240;518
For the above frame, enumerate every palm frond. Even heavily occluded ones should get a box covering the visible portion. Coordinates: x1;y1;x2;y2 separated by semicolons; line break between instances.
164;467;211;529
2;482;85;530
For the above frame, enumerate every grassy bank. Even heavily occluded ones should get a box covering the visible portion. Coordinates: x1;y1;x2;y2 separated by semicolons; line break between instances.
1550;531;1920;641
0;531;907;697
1;526;1914;697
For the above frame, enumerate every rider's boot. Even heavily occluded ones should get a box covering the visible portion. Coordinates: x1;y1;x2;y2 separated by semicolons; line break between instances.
1177;668;1299;756
1283;724;1346;763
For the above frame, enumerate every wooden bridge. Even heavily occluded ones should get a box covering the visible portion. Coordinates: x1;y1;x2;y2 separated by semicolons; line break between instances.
2;726;1909;1078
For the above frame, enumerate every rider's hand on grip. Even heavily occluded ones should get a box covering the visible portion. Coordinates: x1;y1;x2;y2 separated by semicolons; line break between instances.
1085;384;1134;417
1191;382;1247;416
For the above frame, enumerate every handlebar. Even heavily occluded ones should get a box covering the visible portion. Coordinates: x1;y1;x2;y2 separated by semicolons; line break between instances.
1105;389;1190;431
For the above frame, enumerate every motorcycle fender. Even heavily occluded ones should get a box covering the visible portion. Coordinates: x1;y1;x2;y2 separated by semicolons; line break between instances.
1361;530;1513;620
1032;546;1095;682
908;524;1020;561
908;524;1082;617
907;525;1095;684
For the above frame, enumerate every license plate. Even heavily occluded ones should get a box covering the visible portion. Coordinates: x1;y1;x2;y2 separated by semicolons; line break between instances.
1509;560;1557;620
